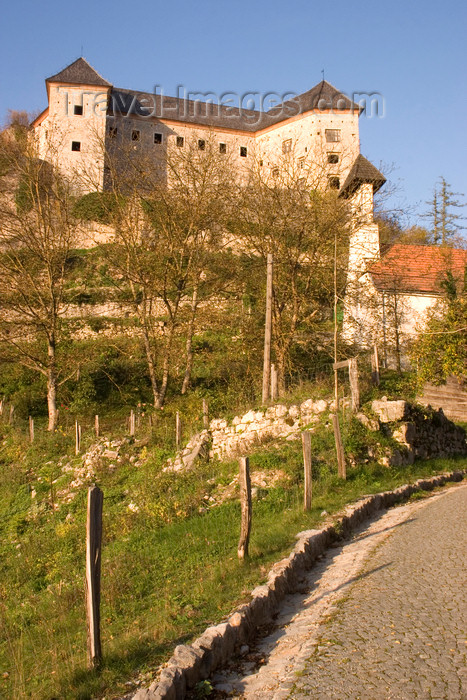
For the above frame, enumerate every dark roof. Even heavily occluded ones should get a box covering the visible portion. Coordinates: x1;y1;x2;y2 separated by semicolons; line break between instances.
108;79;358;133
339;154;386;197
370;244;467;294
46;58;112;87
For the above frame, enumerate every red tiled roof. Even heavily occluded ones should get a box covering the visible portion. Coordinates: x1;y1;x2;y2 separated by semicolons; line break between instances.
370;244;467;294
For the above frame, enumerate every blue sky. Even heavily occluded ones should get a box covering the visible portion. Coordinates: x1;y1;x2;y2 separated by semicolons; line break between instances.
1;0;466;227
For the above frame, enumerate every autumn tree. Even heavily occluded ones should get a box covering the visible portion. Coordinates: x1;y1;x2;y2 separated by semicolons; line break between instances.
231;148;352;393
79;132;237;408
0;120;78;430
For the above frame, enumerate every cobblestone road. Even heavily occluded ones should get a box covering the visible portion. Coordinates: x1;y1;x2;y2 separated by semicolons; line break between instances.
289;484;467;699
211;483;467;700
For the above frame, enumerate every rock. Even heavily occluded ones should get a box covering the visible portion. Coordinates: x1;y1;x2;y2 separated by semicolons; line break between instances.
356;412;379;431
371;399;408;422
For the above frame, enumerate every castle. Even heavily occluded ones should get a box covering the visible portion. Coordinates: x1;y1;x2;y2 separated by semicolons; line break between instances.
31;57;380;197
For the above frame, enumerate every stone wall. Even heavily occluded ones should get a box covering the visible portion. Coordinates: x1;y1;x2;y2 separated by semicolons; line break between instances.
369;398;466;466
164;398;330;472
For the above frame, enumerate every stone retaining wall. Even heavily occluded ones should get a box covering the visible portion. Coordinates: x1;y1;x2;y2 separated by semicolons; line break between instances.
128;470;466;700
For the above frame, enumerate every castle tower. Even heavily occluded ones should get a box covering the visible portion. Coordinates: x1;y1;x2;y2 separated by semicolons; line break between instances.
339;155;386;345
32;58;112;190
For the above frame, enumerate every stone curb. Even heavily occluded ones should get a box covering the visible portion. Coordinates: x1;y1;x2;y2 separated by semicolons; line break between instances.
130;469;466;700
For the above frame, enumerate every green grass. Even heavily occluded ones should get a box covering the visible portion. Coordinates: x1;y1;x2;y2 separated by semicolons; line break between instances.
0;409;465;699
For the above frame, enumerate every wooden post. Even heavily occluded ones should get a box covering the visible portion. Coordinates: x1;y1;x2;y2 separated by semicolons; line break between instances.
372;344;380;386
302;431;312;511
175;411;182;448
29;416;34;444
238;457;252;559
75;421;81;455
270;363;278;402
148;414;153;429
202;399;209;429
95;415;99;438
262;253;273;404
9;404;14;425
129;410;135;437
86;485;103;669
349;357;360;412
0;399;3;416
331;413;346;479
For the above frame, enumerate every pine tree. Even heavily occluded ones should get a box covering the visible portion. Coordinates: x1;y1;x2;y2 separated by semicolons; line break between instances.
425;177;465;244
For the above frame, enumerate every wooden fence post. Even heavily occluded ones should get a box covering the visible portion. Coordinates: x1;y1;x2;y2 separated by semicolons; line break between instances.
0;399;3;416
302;431;312;511
95;415;99;438
331;413;346;479
175;411;182;448
29;416;34;444
270;363;278;402
202;399;209;430
129;410;135;437
86;485;103;669
372;344;380;386
75;421;81;455
9;405;14;425
238;457;252;560
349;357;360;413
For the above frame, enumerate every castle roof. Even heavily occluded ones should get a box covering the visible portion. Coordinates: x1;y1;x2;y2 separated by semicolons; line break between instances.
339;154;386;197
108;80;358;132
43;61;359;132
370;244;467;295
46;58;112;87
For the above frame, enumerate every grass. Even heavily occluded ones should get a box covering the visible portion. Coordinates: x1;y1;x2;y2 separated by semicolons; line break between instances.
0;384;465;699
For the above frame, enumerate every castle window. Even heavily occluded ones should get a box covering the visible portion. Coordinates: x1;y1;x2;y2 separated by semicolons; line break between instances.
328;176;340;189
154;132;163;144
108;127;117;138
240;146;247;157
176;136;184;147
298;157;305;169
131;129;141;142
71;141;81;152
198;139;206;150
282;138;292;154
219;142;227;154
259;159;263;167
73;105;83;116
327;153;339;164
325;129;341;142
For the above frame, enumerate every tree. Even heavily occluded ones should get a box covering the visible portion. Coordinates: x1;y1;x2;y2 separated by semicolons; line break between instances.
425;177;466;245
79;132;237;408
231;147;352;393
409;268;467;385
0;121;78;430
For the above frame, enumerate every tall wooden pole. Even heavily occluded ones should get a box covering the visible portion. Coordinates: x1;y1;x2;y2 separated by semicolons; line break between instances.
302;431;312;511
238;457;252;560
86;485;103;668
333;229;339;411
262;253;273;404
95;414;100;438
